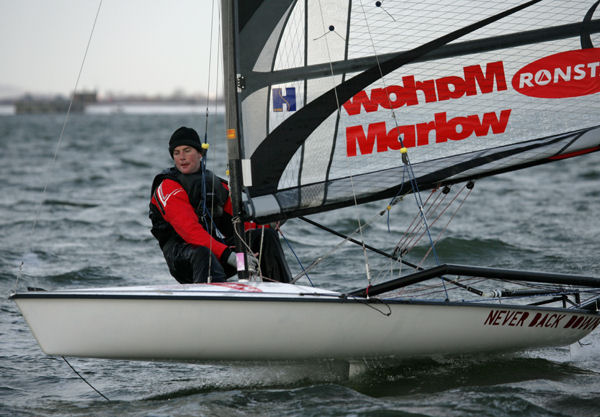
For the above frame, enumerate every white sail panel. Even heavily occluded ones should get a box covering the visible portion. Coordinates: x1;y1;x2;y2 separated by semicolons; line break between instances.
234;0;600;222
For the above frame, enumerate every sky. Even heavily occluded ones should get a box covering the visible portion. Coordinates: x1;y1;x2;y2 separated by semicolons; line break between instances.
0;0;221;98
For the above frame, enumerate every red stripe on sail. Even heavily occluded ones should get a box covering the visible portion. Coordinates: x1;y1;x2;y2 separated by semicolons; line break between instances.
550;146;600;160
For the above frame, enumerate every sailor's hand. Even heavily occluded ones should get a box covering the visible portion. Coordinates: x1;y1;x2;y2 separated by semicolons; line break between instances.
226;251;237;268
225;250;259;272
246;252;259;272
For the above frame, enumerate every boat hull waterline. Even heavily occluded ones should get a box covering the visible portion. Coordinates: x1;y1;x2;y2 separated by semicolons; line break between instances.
11;282;599;361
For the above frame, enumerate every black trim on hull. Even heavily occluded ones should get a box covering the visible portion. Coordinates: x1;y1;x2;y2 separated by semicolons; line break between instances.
9;290;600;316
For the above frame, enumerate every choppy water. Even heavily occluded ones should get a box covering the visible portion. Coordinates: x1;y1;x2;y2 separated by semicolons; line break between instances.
1;112;599;416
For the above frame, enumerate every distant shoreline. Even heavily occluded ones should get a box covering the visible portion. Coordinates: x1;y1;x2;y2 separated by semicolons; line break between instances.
0;103;225;115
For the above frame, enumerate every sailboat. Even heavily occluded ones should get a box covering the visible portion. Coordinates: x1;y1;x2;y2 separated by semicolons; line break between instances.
11;0;600;362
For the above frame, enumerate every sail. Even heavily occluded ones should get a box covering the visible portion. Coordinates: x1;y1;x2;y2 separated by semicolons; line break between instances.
228;0;600;222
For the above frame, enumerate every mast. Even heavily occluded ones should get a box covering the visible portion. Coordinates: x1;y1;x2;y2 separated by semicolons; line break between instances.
221;0;249;279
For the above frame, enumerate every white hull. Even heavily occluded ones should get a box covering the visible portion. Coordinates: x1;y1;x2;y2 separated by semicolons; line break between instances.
12;282;600;361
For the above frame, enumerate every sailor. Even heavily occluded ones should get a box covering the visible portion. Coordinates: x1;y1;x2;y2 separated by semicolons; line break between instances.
149;126;291;284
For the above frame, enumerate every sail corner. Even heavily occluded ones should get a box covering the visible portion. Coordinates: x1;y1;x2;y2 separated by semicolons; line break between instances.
245;194;282;222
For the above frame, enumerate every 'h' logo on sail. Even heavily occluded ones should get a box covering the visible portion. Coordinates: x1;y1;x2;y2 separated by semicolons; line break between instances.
272;87;296;112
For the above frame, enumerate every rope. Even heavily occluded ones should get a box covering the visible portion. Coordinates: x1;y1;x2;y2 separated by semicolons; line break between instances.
405;162;444;274
356;1;448;297
349;296;392;317
345;182;474;296
401;188;450;259
350;176;372;286
307;1;373;285
277;226;314;286
62;357;110;401
257;225;265;278
291;201;404;283
230;216;265;280
394;187;441;256
386;165;408;232
418;182;474;267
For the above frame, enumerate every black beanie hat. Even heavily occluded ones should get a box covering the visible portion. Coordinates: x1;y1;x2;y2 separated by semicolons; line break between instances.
168;126;203;158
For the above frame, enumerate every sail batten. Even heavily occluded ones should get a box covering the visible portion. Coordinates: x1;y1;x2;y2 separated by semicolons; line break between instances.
245;126;600;222
245;18;600;96
230;0;600;222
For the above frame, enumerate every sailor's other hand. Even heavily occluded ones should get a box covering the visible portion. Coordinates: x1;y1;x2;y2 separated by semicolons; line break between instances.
246;253;259;272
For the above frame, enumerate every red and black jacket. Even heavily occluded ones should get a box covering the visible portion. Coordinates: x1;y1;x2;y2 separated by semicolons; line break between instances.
149;167;232;258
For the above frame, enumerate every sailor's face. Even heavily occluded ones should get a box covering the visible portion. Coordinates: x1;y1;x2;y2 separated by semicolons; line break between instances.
173;145;202;174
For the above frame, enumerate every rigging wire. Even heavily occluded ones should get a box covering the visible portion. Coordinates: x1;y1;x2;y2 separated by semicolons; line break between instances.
12;0;103;295
203;0;218;143
417;182;474;267
315;0;377;285
290;198;406;283
201;0;222;282
393;187;442;257
357;0;448;298
291;0;553;294
202;0;215;281
61;1;108;403
257;225;266;279
377;182;471;274
277;226;314;286
316;0;343;111
9;0;110;403
396;187;453;260
62;357;110;401
386;165;408;232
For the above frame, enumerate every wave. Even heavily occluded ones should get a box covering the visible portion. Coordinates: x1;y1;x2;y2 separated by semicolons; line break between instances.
345;354;595;398
398;236;526;267
43;199;99;208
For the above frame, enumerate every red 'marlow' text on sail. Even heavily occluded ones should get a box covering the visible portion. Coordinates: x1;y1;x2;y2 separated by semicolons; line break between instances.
343;61;507;115
346;109;511;157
